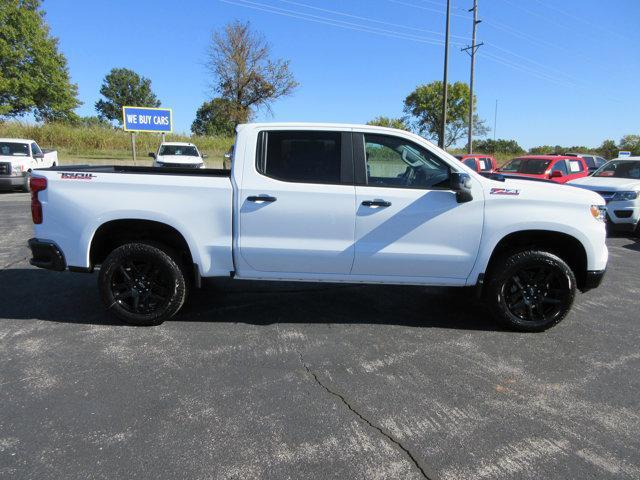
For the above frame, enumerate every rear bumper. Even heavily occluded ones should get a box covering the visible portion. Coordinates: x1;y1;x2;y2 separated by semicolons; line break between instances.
0;175;24;189
28;238;66;271
581;269;606;292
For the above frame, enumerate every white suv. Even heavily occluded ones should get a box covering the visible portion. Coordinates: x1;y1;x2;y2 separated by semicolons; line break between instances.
149;142;206;168
569;157;640;234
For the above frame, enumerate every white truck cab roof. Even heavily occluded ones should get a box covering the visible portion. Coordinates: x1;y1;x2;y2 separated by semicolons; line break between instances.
0;138;34;144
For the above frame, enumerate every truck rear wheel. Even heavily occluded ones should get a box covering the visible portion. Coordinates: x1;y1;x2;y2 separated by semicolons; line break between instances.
485;250;576;332
98;243;187;326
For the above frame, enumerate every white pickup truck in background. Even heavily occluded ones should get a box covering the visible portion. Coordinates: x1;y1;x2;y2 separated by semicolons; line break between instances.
149;141;207;168
0;138;58;191
27;123;608;331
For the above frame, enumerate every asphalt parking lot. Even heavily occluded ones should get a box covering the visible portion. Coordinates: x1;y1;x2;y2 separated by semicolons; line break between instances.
1;191;639;480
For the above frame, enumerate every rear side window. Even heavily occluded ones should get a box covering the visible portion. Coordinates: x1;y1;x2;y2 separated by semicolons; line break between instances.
479;157;492;172
581;155;595;168
257;131;342;184
568;159;584;173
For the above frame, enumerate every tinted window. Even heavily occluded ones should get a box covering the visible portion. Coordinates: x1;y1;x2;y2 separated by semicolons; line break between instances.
258;131;342;184
581;155;595;168
0;142;29;156
500;158;522;173
595;157;607;167
159;145;199;156
594;160;640;179
31;143;42;156
363;134;450;189
463;158;478;170
520;159;551;174
552;160;569;174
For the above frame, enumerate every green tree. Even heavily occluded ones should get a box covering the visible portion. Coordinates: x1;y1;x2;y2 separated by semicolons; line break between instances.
95;68;160;124
366;116;409;130
620;134;640;156
598;139;618;159
0;0;80;121
207;21;298;126
474;138;524;155
403;81;489;148
191;98;236;136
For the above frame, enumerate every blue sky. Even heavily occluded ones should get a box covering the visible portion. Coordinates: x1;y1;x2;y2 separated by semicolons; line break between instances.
44;0;639;149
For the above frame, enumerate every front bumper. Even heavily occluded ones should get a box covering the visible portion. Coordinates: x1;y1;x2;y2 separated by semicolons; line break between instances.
606;200;639;228
28;238;66;271
581;269;606;292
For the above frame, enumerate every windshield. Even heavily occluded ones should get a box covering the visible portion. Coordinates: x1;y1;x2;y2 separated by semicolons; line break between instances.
0;142;29;156
593;160;640;179
500;158;551;175
159;145;198;156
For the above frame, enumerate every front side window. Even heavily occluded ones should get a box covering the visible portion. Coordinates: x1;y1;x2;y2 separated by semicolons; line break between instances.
159;145;199;156
500;158;522;173
363;134;450;189
257;131;342;184
521;159;551;174
31;143;43;156
463;158;478;170
552;160;569;175
594;160;640;179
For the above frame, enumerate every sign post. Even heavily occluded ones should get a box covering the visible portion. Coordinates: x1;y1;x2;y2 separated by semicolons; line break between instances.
122;106;173;164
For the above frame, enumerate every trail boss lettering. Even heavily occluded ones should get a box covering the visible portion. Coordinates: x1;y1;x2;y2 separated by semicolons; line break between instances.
60;172;96;180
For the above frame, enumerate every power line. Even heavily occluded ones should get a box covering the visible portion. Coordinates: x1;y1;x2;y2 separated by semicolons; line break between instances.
274;0;470;41
220;0;465;46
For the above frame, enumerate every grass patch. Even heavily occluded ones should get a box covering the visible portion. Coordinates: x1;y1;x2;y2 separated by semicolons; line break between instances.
0;121;234;168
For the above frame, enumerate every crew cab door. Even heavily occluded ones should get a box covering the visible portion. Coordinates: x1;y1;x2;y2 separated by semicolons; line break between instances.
351;132;484;280
236;129;356;275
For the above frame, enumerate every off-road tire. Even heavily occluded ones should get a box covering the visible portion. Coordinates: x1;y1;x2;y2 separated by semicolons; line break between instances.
485;250;576;332
98;242;187;326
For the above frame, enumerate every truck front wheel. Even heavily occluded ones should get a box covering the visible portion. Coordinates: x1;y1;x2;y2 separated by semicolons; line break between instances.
98;243;187;326
485;250;576;332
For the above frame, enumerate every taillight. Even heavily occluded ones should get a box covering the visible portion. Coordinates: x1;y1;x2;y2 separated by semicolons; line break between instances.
30;176;47;224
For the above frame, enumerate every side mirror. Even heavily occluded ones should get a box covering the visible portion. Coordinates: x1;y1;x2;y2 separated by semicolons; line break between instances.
550;170;564;179
201;153;208;159
450;172;473;203
148;152;156;159
33;152;44;159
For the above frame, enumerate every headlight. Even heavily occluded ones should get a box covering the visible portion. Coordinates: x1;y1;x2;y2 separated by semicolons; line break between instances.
11;164;24;175
590;205;606;222
611;191;639;201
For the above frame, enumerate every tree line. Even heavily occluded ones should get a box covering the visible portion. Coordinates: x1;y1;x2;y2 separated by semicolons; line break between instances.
1;0;637;160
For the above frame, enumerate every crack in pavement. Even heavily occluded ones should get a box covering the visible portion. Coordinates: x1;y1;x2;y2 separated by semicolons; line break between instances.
297;352;432;480
1;256;27;270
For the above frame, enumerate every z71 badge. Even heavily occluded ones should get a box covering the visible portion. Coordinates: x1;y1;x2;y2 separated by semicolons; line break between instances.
60;172;96;180
490;188;520;196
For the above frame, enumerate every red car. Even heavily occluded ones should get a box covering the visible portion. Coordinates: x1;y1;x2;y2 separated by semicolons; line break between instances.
497;155;589;183
455;154;498;173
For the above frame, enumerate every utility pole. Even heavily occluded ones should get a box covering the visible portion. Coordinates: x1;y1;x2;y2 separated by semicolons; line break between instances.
439;0;451;150
493;99;498;141
462;0;482;153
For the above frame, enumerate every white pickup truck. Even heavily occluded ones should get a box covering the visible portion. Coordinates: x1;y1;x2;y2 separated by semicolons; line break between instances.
27;123;608;331
0;138;58;191
149;141;207;168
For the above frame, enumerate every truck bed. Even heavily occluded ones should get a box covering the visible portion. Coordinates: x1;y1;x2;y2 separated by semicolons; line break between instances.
46;164;231;177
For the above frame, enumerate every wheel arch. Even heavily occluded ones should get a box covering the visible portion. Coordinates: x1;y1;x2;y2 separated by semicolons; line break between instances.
89;219;196;277
484;229;588;291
